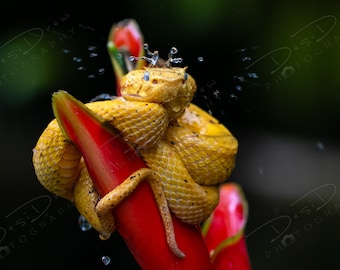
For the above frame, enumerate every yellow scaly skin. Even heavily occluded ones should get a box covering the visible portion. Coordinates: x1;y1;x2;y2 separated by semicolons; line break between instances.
32;65;238;248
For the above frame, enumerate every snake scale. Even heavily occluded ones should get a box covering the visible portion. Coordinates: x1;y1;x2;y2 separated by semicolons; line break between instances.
32;65;238;257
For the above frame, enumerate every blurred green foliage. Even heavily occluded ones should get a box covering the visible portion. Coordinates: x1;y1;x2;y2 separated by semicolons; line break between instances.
1;0;339;136
0;29;65;106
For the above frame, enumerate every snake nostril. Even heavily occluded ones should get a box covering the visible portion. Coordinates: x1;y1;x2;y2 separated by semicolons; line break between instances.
152;79;158;84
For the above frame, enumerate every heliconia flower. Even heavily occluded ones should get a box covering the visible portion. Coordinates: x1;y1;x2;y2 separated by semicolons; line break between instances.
105;18;252;269
202;183;252;270
107;18;146;95
52;90;212;270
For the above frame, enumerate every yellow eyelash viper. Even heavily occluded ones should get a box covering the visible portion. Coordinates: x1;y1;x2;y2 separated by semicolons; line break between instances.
32;66;238;249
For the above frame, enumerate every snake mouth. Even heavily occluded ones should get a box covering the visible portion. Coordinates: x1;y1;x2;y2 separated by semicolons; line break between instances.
122;87;193;110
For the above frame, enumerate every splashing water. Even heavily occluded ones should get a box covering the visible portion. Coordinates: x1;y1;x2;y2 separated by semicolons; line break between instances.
212;89;221;99
197;56;204;62
247;72;259;79
129;43;183;67
78;215;92;231
63;44;107;81
242;56;252;62
101;255;111;265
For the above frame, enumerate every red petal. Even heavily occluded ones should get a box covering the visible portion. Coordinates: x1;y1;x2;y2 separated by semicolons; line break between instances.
211;236;251;270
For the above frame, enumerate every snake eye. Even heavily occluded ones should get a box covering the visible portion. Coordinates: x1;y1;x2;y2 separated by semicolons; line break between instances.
143;71;150;81
184;73;188;81
181;72;188;84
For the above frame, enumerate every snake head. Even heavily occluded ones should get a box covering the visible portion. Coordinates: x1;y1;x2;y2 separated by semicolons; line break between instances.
120;66;197;120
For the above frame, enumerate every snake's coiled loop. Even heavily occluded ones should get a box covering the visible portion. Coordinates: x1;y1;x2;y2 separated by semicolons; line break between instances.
32;66;238;239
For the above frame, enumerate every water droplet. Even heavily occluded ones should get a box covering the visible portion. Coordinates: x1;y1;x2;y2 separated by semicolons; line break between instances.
62;49;71;54
258;167;264;175
247;72;259;79
242;56;252;62
73;57;83;63
316;141;325;151
197;56;204;62
170;58;183;64
89;52;98;58
101;255;111;265
230;93;238;100
235;85;243;91
212;89;220;99
88;46;97;51
98;68;105;75
170;47;178;55
87;74;96;79
238;48;247;53
78;215;92;231
233;75;245;83
77;66;87;71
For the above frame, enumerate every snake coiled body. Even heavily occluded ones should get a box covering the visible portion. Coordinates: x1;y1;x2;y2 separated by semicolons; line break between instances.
32;66;238;240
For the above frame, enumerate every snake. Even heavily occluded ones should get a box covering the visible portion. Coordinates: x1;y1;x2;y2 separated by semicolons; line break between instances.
32;65;238;257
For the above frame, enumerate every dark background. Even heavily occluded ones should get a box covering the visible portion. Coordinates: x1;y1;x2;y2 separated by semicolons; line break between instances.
1;1;340;269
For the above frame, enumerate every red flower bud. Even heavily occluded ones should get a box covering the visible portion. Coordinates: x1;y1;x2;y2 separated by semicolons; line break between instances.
202;183;252;270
